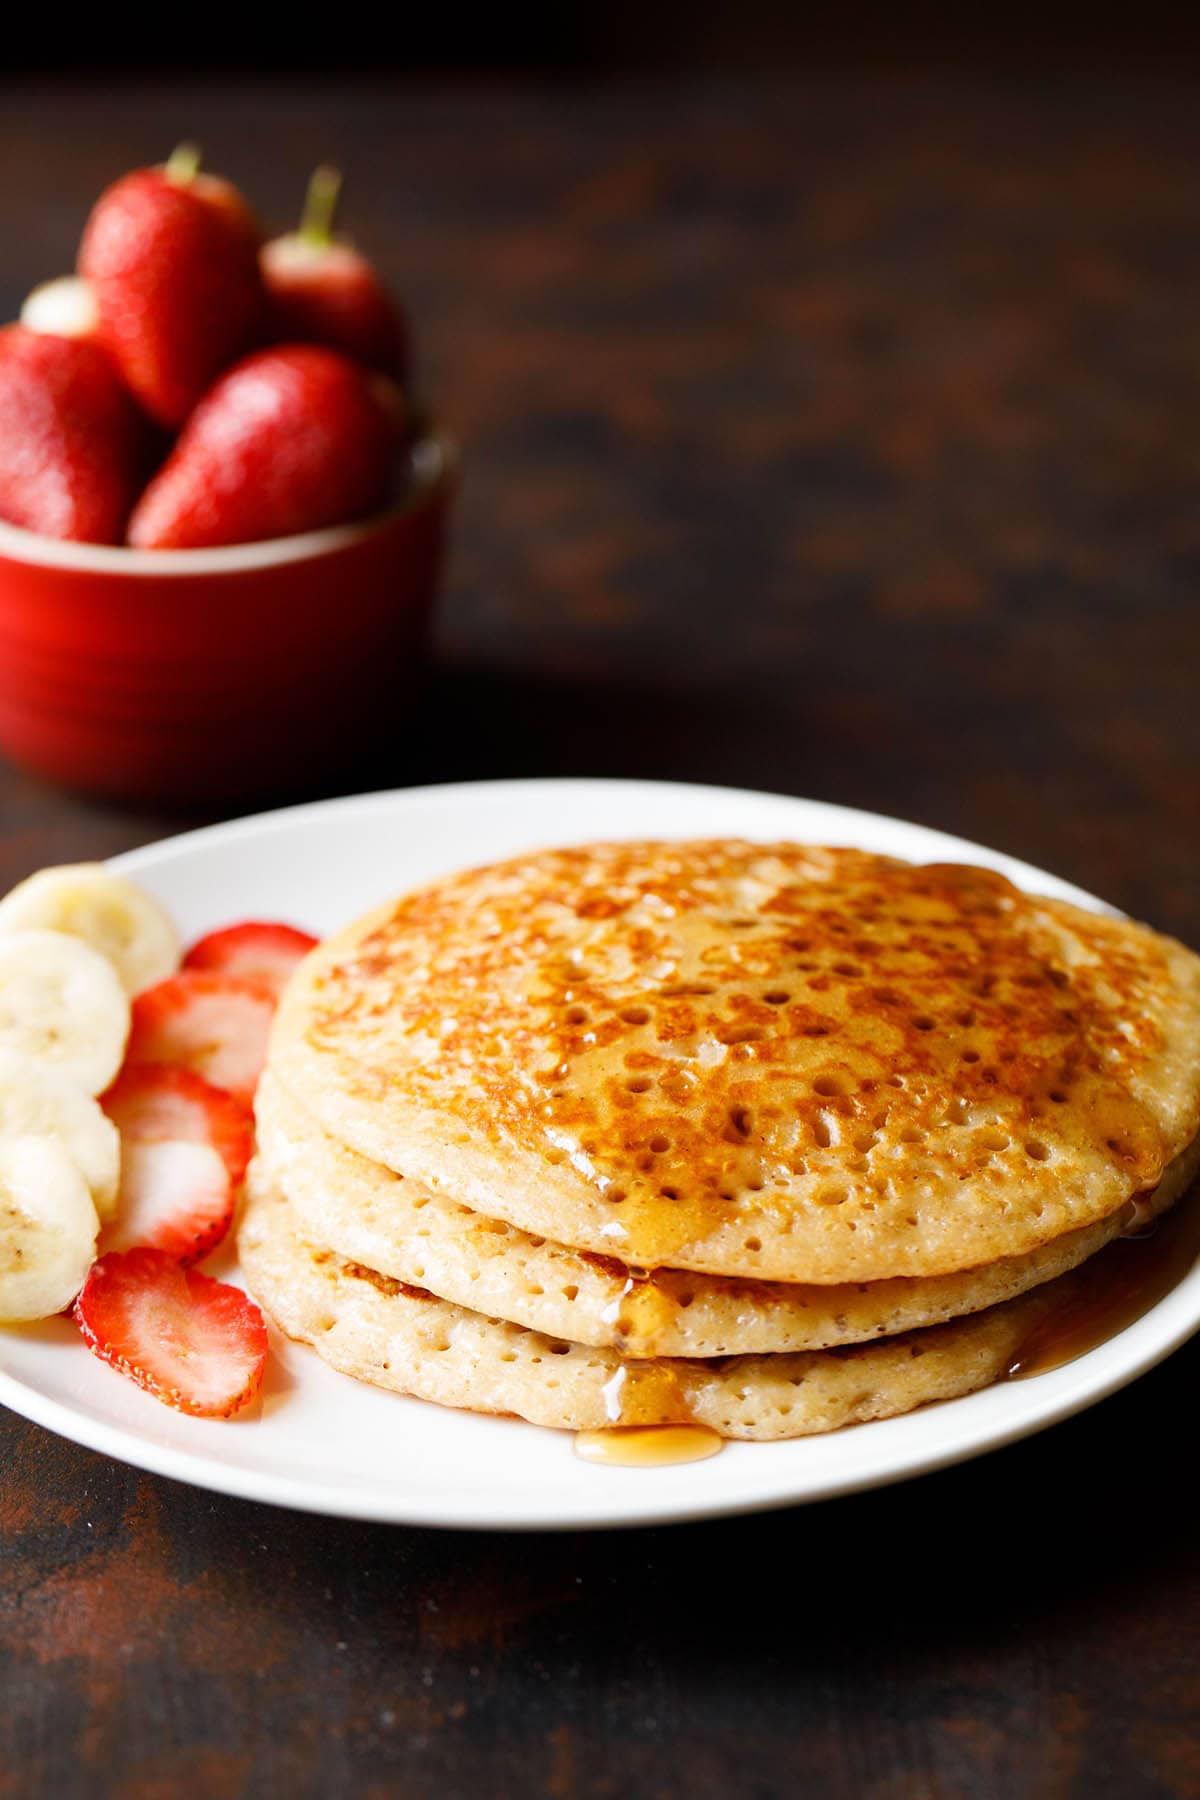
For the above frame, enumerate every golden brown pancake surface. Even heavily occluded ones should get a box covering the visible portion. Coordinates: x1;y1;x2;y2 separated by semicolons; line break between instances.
270;841;1200;1282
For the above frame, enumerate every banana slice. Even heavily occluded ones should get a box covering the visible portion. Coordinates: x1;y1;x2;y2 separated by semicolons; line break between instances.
0;1048;121;1221
0;1135;99;1322
0;931;130;1096
0;864;179;996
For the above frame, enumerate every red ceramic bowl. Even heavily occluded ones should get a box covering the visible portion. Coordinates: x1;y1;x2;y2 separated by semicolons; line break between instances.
0;431;457;805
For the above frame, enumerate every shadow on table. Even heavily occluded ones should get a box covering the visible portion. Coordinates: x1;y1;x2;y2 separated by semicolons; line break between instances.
340;655;822;803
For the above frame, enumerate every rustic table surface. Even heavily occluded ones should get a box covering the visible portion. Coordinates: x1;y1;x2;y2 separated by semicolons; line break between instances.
2;72;1199;1800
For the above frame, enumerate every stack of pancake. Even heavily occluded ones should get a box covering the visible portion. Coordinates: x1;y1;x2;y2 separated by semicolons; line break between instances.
239;841;1200;1441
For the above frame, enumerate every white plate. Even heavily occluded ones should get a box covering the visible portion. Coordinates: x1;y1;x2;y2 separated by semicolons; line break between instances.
2;777;1197;1532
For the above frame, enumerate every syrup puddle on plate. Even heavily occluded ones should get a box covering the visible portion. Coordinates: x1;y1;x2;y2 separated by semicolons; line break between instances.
575;1360;725;1465
1008;1182;1200;1379
574;1424;724;1467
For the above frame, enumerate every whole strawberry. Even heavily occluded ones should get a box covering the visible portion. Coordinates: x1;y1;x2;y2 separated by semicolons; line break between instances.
127;344;399;549
261;166;409;379
79;145;264;429
0;326;146;543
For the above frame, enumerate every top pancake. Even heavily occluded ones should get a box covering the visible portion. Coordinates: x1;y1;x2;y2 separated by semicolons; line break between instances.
270;840;1200;1283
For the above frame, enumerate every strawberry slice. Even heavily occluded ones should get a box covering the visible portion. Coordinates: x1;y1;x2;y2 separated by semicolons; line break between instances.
182;922;318;999
127;973;276;1106
104;1139;233;1264
75;1247;268;1418
104;1063;253;1189
101;1064;248;1262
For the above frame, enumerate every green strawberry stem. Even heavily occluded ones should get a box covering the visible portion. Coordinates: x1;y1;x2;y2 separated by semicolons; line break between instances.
165;142;202;184
300;165;343;246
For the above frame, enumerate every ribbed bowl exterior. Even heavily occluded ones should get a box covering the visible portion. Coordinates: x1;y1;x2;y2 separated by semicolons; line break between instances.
0;437;455;804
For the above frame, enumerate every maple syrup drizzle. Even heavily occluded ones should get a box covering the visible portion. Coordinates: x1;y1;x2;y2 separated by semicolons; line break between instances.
1007;1182;1200;1380
599;1358;692;1425
601;1270;681;1357
576;1354;725;1465
575;1424;724;1467
577;1177;1200;1460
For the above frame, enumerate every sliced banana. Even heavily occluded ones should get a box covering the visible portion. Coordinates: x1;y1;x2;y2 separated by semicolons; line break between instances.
0;864;179;996
0;931;129;1096
0;1048;121;1221
0;1135;99;1323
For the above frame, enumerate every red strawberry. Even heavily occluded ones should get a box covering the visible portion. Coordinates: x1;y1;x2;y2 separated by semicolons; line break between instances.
101;1065;253;1264
104;1063;254;1189
261;165;409;379
0;326;145;543
127;344;398;549
127;973;276;1105
105;1139;234;1264
79;144;263;429
75;1248;268;1417
183;922;318;998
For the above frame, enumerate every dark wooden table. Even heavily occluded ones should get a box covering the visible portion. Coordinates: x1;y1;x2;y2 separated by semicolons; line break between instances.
3;72;1200;1800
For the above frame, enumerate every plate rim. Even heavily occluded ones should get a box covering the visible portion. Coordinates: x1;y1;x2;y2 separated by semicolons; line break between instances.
106;774;1117;915
1;774;1195;1532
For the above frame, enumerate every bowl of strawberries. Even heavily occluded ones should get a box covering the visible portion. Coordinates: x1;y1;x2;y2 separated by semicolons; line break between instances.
0;150;456;805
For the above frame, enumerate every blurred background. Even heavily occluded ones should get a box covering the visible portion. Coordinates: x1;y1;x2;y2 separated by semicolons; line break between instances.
5;24;1200;1798
2;9;1199;929
7;4;1200;71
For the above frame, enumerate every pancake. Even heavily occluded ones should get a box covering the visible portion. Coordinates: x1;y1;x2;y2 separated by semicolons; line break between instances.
270;840;1200;1283
239;1163;1071;1441
256;1069;1200;1357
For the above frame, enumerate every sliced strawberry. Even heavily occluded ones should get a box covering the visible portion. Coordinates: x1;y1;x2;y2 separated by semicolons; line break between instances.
104;1139;233;1264
103;1063;253;1188
182;922;318;999
75;1247;268;1418
127;973;276;1106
